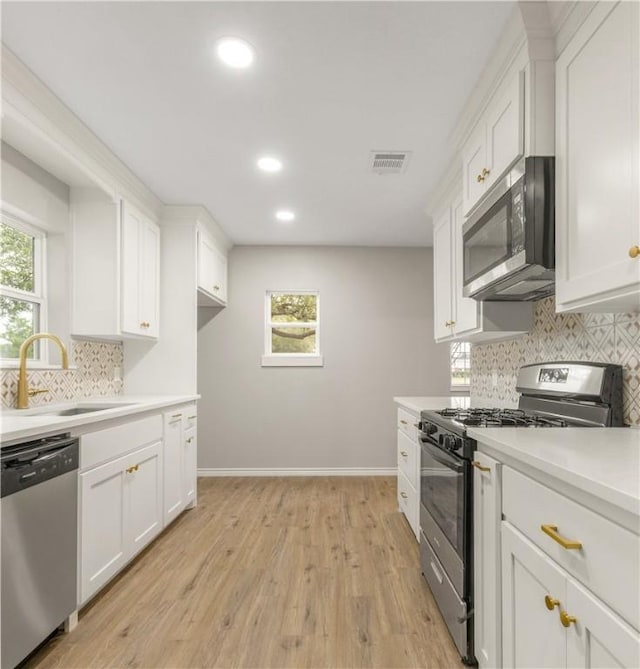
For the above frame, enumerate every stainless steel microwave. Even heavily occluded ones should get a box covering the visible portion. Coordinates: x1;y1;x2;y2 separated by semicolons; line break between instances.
462;156;555;301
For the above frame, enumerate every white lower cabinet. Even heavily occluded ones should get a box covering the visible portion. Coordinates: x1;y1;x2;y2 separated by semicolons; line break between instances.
474;447;640;669
79;404;198;606
502;522;640;669
395;405;420;541
163;404;198;525
473;452;502;669
80;440;162;604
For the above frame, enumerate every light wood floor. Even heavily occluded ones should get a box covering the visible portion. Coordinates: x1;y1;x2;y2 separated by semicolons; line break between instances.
28;477;462;669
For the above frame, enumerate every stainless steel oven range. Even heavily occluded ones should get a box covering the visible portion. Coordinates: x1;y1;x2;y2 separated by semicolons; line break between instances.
418;361;624;665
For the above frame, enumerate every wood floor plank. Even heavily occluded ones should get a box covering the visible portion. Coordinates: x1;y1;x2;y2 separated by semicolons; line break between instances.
26;477;462;669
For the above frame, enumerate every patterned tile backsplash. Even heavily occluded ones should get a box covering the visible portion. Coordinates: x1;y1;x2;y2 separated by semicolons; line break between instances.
0;340;124;409
470;297;640;426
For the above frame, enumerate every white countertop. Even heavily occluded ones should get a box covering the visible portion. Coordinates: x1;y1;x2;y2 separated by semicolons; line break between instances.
469;426;640;517
394;396;471;414
0;395;199;446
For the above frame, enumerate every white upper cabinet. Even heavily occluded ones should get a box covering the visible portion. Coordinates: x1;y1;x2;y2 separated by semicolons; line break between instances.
121;201;160;337
71;188;160;340
462;71;525;216
197;226;228;307
555;1;640;313
432;190;533;343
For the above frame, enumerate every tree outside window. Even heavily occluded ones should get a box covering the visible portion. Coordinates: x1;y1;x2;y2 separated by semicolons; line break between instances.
262;291;323;366
0;219;45;361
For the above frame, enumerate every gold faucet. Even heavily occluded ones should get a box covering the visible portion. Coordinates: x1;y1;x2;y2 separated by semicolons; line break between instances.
17;333;69;409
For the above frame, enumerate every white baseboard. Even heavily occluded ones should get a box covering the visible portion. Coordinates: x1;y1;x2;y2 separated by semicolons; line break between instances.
197;467;397;477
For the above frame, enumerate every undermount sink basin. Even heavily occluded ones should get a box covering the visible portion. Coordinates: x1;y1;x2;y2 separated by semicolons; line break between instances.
23;402;137;417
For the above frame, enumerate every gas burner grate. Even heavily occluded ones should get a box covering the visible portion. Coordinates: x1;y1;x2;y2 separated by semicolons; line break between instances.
435;407;570;428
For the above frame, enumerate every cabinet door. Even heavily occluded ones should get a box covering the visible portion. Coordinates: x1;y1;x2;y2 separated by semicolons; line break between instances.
473;453;502;669
127;441;163;555
433;208;454;341
121;201;142;336
80;454;129;604
139;218;160;338
502;522;566;668
566;578;640;669
484;70;524;191
163;410;185;526
197;228;216;295
211;246;228;304
451;197;479;337
462;127;487;216
184;428;197;506
556;1;640;312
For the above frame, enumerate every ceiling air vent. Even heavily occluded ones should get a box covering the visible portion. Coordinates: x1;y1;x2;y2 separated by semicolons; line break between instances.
369;151;411;175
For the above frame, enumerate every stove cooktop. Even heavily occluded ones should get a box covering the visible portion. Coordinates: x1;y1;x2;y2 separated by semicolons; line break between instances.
434;407;571;428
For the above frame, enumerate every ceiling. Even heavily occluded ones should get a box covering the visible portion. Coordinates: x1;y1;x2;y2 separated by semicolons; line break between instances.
1;2;514;247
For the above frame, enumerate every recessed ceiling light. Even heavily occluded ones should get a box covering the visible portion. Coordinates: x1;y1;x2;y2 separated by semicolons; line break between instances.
257;156;283;173
275;210;295;222
216;37;255;69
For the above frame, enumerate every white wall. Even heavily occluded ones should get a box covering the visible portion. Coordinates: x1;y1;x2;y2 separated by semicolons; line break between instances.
197;246;452;472
1;142;71;362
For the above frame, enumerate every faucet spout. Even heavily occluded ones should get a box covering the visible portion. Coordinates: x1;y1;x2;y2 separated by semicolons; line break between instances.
17;333;69;409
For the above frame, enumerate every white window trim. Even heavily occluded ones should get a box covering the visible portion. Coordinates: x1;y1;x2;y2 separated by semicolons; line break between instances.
261;290;323;367
450;341;471;393
0;213;48;366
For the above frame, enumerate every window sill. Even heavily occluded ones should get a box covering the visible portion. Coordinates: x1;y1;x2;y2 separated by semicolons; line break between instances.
261;355;324;367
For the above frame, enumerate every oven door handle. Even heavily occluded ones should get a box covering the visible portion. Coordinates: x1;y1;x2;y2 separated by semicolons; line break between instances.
421;442;465;473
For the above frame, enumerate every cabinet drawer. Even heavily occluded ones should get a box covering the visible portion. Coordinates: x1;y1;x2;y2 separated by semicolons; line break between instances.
398;471;419;539
397;408;419;441
397;430;418;490
503;466;640;629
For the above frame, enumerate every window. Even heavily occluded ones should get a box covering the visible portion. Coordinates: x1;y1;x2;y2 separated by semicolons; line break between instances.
0;217;46;361
262;291;323;366
450;341;471;389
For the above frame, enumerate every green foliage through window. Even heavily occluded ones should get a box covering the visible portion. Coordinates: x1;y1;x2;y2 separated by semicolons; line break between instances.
0;221;42;359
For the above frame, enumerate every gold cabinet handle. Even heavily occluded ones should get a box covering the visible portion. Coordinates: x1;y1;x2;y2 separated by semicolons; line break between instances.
482;167;490;177
400;451;408;457
186;437;194;443
399;419;408;425
400;492;408;499
541;524;582;550
559;610;577;628
188;415;197;420
126;465;137;474
476;174;485;183
172;413;183;419
472;460;491;472
544;595;560;611
140;321;150;328
213;285;220;291
629;246;640;259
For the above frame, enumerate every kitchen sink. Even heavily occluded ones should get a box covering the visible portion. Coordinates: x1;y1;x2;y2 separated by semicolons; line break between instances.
21;402;137;417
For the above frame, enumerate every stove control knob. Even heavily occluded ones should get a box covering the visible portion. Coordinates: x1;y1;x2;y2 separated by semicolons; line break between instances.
422;423;437;436
442;434;458;451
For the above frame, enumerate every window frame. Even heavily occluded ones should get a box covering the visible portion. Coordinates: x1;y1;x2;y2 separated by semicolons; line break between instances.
450;341;471;391
0;212;48;365
261;290;323;367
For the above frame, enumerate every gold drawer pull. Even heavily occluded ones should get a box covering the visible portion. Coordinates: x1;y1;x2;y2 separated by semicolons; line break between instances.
400;451;408;457
629;245;640;258
186;437;194;443
481;167;490;178
544;595;560;611
400;492;408;499
399;419;408;425
560;610;577;628
188;415;197;420
126;465;139;474
171;413;183;419
476;173;485;183
541;524;582;550
472;461;491;472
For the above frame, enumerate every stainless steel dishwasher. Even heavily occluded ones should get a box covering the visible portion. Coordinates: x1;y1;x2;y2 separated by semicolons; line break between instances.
1;434;79;668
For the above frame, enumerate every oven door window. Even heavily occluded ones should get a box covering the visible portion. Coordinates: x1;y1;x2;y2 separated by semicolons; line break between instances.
464;193;513;284
420;440;464;559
